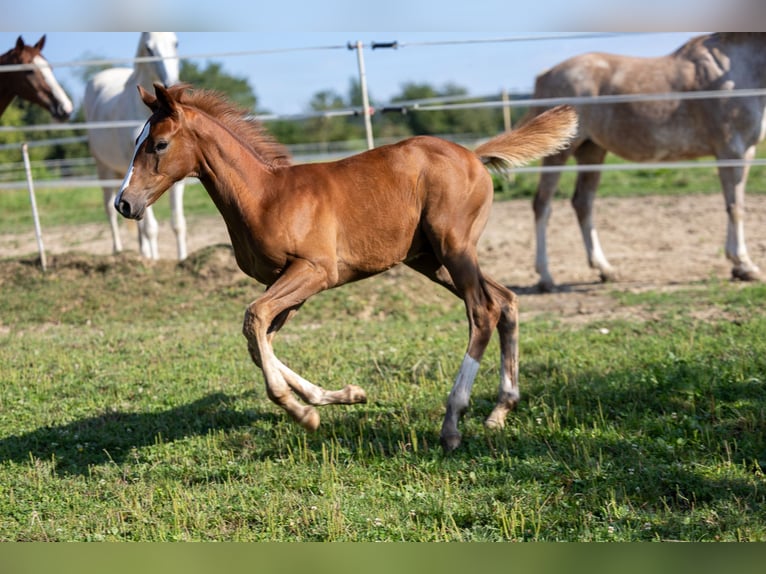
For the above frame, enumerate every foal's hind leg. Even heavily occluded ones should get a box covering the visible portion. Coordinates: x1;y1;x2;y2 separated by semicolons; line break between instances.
408;256;520;441
408;252;502;451
482;276;520;430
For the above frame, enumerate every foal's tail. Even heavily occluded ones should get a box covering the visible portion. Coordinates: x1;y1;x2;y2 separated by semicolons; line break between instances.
474;105;577;171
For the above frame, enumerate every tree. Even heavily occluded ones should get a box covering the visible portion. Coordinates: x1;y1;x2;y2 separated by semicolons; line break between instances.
381;81;504;138
180;60;257;111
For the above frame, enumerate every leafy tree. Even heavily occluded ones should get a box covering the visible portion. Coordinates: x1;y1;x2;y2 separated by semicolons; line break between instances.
381;81;504;137
0;99;89;180
305;88;362;144
180;60;257;111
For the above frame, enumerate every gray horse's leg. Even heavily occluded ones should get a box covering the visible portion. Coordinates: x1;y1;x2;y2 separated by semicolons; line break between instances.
571;141;616;283
137;206;159;260
169;181;188;261
98;164;123;255
533;149;570;291
718;146;762;281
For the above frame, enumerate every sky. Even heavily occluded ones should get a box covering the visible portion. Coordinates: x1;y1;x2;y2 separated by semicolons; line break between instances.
3;32;703;117
2;0;764;117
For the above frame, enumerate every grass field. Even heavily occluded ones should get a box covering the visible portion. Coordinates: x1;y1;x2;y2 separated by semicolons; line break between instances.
0;245;764;541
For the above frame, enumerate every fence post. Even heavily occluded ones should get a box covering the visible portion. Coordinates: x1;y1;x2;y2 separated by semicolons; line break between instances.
351;41;375;150
22;143;47;272
502;88;512;132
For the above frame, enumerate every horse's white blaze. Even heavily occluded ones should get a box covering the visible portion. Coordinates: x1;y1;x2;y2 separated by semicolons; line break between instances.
33;55;73;115
116;121;151;202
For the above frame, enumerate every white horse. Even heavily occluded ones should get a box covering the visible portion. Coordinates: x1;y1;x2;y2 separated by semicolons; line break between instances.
83;32;187;260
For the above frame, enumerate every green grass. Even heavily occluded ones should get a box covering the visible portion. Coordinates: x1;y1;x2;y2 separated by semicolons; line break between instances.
0;252;764;541
0;182;217;233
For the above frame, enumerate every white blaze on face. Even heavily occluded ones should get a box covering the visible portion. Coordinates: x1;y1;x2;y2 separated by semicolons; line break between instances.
32;55;73;116
116;121;152;205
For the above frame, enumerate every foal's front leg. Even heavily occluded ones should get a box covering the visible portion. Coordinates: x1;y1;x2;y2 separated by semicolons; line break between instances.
242;260;366;431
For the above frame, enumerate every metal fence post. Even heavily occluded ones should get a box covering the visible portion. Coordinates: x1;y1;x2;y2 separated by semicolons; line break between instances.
22;143;47;271
351;41;375;150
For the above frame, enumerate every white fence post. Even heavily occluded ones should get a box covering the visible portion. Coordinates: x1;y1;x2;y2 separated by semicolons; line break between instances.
352;41;375;150
22;143;47;272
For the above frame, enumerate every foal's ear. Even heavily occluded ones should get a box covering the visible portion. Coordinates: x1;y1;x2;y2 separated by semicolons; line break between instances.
153;82;179;116
33;35;46;51
15;36;24;53
137;84;158;110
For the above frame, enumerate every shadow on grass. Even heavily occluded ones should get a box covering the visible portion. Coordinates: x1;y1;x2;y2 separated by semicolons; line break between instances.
0;391;279;476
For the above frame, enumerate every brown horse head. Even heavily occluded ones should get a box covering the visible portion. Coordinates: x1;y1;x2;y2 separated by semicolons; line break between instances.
115;83;198;219
0;35;73;121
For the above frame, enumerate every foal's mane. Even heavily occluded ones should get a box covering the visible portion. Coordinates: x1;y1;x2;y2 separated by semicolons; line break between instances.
169;84;292;168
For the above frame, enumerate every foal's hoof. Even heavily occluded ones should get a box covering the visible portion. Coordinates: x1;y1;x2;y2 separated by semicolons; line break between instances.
296;406;320;432
731;266;763;282
344;384;367;404
440;432;462;453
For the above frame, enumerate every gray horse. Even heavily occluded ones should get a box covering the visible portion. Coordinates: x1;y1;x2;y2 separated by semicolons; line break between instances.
528;32;765;290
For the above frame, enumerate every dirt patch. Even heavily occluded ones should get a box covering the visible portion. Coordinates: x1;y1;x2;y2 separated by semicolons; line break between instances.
2;194;765;324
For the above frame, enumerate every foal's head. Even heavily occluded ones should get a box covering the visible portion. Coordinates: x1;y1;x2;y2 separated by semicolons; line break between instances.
115;83;195;220
116;82;291;221
3;35;73;121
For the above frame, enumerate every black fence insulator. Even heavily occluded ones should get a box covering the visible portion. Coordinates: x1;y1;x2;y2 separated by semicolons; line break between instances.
371;41;398;50
380;106;408;115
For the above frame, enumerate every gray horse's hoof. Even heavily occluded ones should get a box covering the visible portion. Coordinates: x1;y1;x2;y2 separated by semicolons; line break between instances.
599;268;619;283
731;266;763;282
536;279;556;293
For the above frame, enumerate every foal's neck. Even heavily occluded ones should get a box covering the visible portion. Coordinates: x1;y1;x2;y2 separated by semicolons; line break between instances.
191;110;275;218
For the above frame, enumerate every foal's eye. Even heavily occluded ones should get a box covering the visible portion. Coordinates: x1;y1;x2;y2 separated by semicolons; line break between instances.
154;140;168;152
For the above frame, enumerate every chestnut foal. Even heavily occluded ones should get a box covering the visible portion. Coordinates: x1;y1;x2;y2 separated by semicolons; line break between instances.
116;83;577;451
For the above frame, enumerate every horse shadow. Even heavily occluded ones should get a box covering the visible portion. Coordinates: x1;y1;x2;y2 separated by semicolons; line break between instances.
505;280;606;296
0;391;277;476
